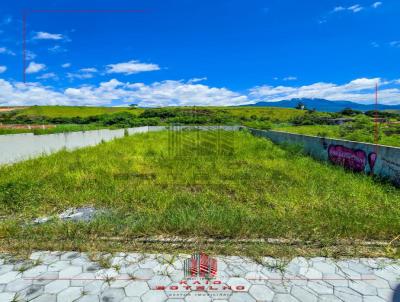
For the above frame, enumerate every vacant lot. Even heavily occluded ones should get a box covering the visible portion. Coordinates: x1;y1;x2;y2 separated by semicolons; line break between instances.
0;130;399;256
14;105;142;118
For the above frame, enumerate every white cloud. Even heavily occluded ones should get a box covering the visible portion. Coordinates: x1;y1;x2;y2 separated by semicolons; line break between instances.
106;60;160;75
48;45;67;53
25;51;37;60
372;2;382;8
333;6;346;12
25;62;46;74
0;66;6;73
283;76;297;81
390;41;400;48
371;41;380;48
332;4;364;13
1;77;400;107
348;4;363;12
250;78;400;105
37;73;58;80
34;31;63;40
61;63;71;68
0;47;15;56
80;68;98;73
66;72;94;80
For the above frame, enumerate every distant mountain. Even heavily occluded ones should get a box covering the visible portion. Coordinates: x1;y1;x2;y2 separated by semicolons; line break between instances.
244;98;400;112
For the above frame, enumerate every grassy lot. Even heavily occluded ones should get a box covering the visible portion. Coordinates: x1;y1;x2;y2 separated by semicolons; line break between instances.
14;106;143;118
0;124;110;135
0;130;399;257
276;124;400;147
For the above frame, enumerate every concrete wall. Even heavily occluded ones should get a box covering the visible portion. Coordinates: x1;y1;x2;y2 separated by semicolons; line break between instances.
248;128;400;186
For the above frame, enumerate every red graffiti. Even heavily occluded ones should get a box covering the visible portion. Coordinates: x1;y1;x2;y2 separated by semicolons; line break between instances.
328;145;367;172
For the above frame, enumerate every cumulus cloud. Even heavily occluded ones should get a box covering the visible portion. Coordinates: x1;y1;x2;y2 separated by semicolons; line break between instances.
61;63;71;68
25;62;46;74
1;77;400;107
34;31;64;40
0;47;15;55
106;60;160;75
48;45;67;53
0;66;6;73
249;78;400;105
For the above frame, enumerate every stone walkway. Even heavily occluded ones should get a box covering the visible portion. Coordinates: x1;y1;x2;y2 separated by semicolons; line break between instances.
0;252;399;302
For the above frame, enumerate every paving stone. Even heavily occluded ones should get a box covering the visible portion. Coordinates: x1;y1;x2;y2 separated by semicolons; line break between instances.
0;292;16;302
100;287;126;301
185;294;211;302
59;265;82;278
141;290;168;302
364;276;391;289
124;281;149;296
5;277;32;292
48;261;71;272
33;272;59;286
377;288;394;301
133;268;154;280
0;264;14;275
349;280;378;296
272;294;299;302
71;273;97;287
298;267;323;280
363;296;388;302
323;274;349;287
226;277;251;291
44;280;70;294
229;292;256;302
0;271;19;284
120;298;141;302
148;276;172;289
334;287;362;302
291;286;318;302
30;293;57;302
23;265;48;278
318;295;343;301
307;280;333;295
84;280;107;295
248;284;274;301
60;252;80;261
76;295;100;302
57;286;83;302
19;284;44;301
311;262;336;274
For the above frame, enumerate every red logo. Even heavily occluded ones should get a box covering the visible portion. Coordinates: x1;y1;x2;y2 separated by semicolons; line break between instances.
184;252;217;278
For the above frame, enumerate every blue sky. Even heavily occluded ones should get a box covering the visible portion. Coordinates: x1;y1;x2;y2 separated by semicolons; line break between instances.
0;0;400;106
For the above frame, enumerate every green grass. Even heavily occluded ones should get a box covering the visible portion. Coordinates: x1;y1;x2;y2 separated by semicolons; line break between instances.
276;124;400;147
0;130;399;257
15;106;143;118
0;124;111;135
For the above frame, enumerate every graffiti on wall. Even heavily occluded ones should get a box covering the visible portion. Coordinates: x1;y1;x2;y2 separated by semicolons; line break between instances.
328;145;377;173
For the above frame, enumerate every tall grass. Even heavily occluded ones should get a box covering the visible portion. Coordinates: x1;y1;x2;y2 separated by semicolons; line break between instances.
0;130;399;247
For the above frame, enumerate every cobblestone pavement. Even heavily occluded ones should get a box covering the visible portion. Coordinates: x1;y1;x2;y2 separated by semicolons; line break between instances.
0;252;399;301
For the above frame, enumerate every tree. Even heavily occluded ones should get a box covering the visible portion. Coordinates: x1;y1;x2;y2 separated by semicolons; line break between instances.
295;102;306;110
